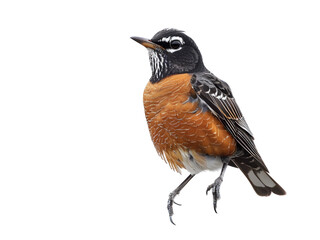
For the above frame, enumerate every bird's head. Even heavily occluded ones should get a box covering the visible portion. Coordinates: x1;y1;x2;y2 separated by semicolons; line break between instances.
131;28;207;83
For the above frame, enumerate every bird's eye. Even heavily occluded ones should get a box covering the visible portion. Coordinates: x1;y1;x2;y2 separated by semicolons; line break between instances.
170;39;182;49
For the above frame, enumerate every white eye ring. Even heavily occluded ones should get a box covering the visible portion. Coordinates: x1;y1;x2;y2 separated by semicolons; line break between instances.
168;36;184;53
158;36;184;53
170;36;184;44
167;47;182;53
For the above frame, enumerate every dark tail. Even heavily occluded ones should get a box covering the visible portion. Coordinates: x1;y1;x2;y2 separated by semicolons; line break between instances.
233;159;286;196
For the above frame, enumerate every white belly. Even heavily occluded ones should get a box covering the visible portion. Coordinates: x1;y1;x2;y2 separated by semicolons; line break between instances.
179;149;223;174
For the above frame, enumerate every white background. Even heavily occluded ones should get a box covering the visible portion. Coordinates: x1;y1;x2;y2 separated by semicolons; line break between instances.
1;0;320;239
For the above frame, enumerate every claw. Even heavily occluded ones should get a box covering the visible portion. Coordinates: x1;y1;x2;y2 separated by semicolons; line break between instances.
206;186;211;195
206;177;223;213
166;174;195;225
168;200;181;225
167;192;182;225
169;215;176;225
167;192;178;225
213;198;218;213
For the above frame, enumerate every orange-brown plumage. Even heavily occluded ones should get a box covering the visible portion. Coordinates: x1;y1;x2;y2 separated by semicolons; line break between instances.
143;73;236;172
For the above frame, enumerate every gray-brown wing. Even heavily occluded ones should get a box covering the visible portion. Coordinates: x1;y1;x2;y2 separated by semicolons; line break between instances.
191;72;268;171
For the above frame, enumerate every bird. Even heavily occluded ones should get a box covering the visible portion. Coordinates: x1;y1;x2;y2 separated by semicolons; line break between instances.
131;28;286;224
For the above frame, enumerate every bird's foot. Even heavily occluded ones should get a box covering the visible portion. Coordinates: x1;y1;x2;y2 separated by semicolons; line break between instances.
167;191;181;225
206;176;223;213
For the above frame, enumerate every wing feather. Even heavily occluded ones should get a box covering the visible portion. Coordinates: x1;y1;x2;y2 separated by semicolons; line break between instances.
191;72;268;171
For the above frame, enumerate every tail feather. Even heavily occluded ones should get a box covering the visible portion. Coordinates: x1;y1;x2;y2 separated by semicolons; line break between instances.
255;170;286;195
233;160;286;196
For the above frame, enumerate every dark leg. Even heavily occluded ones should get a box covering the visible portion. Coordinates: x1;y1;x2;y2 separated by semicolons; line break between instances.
167;174;195;225
206;160;229;213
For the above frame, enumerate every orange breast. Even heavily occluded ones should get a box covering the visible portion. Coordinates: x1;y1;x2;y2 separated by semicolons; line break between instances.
143;73;236;172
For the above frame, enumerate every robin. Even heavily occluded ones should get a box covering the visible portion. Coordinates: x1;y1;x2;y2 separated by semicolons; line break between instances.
131;28;285;224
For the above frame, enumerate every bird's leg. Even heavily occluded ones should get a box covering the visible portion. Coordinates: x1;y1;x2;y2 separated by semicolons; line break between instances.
167;174;195;225
206;159;230;213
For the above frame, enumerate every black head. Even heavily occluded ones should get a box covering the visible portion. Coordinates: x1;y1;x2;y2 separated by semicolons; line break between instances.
131;29;208;83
